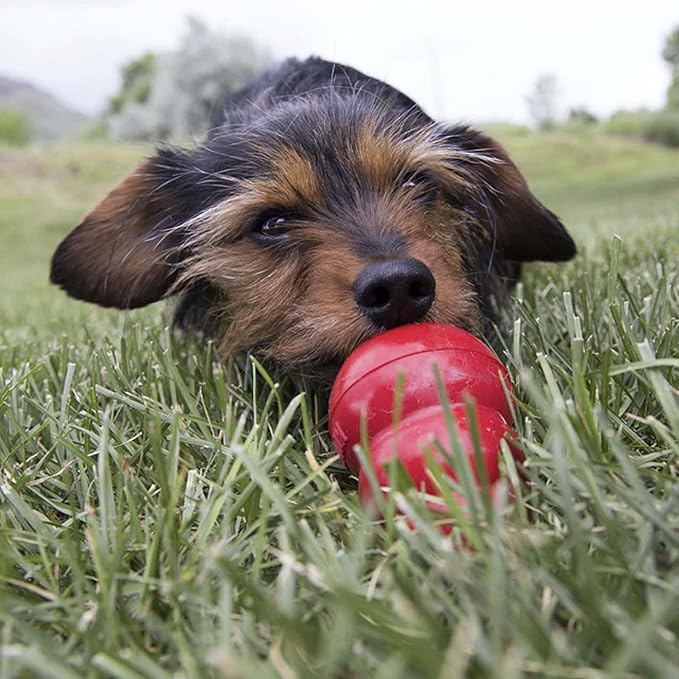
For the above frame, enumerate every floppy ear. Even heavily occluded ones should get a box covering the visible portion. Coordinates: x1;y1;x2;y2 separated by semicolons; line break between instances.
50;150;194;309
447;125;576;263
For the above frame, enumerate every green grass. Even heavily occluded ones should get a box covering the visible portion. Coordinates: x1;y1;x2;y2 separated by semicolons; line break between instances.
1;132;679;678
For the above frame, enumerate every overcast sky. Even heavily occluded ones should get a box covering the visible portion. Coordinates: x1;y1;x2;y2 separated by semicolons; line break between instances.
1;0;678;124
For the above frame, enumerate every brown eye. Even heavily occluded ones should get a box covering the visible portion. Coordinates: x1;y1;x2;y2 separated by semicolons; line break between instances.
260;216;289;236
252;211;294;240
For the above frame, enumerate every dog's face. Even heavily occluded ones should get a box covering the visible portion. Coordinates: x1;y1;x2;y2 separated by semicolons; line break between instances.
51;87;575;376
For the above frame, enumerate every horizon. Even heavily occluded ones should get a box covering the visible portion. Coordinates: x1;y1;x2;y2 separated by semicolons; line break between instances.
1;1;678;125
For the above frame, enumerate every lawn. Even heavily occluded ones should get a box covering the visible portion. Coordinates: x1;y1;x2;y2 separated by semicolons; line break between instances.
1;130;679;678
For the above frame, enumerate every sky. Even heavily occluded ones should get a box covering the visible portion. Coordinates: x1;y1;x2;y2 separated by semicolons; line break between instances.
1;0;678;125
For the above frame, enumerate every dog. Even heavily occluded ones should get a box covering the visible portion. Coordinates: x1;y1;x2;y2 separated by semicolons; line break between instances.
50;57;575;378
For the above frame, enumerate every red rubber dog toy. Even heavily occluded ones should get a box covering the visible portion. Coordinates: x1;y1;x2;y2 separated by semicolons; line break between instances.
328;323;522;513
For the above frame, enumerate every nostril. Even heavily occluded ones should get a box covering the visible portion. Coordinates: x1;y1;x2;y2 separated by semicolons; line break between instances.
409;277;434;300
363;284;390;309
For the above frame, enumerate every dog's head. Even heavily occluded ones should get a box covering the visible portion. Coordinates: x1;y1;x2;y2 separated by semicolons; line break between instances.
51;88;575;375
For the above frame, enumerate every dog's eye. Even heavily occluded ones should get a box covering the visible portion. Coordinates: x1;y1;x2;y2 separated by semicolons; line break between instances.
402;173;422;190
252;211;294;239
402;172;437;202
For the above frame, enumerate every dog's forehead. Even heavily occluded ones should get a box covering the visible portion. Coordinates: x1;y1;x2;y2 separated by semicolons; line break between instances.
220;97;424;178
234;105;448;207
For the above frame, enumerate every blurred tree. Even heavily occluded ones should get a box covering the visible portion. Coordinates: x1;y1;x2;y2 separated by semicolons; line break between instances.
107;53;156;114
0;106;32;146
662;26;679;109
568;107;598;125
108;17;273;141
526;74;559;130
663;27;679;67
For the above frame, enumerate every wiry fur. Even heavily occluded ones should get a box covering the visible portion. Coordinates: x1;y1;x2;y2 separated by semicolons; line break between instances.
50;57;576;378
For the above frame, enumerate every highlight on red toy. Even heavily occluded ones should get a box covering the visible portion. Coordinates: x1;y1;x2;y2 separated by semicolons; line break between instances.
328;323;523;522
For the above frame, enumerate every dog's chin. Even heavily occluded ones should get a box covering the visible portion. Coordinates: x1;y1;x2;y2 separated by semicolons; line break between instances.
296;361;344;383
267;352;351;383
255;322;385;383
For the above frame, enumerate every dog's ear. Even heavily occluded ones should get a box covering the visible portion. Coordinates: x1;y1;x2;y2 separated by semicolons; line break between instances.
447;125;576;263
50;150;196;309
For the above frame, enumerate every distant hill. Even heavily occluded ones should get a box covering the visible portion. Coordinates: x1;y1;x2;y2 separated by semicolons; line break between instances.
0;76;91;140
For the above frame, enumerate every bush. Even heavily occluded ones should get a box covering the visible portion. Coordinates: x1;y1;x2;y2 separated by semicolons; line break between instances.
603;110;655;138
0;106;32;146
568;107;598;125
80;117;111;141
603;109;679;148
643;110;679;147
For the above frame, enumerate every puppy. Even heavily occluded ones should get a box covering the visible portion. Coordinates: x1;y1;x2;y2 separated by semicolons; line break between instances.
50;57;575;378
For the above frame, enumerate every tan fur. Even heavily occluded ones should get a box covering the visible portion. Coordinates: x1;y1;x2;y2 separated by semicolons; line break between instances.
269;147;324;207
353;121;489;197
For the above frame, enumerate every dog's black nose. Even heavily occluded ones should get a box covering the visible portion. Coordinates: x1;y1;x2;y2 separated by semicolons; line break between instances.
353;258;435;328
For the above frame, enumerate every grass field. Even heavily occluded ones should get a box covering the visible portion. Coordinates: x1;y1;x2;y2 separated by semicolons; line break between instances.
1;129;679;678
